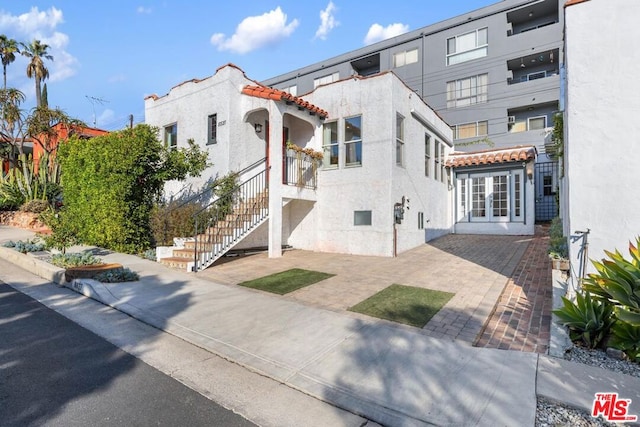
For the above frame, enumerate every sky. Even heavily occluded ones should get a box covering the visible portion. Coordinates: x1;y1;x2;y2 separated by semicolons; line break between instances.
0;1;497;131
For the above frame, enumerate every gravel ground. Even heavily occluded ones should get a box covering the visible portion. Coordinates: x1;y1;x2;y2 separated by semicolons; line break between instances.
535;345;639;426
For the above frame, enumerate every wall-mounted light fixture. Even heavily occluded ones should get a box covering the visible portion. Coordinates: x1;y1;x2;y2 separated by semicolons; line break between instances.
254;123;263;133
526;161;534;179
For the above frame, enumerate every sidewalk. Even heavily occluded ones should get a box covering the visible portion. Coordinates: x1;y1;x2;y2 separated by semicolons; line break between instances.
2;225;639;426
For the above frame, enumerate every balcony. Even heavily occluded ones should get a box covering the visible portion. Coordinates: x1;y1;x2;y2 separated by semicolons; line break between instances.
283;148;320;190
507;49;559;85
506;0;558;36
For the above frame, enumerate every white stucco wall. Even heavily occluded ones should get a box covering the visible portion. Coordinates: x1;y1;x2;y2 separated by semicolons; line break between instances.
298;73;453;256
144;65;266;200
564;0;640;276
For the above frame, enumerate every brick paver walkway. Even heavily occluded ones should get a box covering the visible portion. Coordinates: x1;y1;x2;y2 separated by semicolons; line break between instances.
475;225;553;354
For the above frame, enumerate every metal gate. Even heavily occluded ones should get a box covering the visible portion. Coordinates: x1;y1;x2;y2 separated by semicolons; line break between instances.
534;161;559;221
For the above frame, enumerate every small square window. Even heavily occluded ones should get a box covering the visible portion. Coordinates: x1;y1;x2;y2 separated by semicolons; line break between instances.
418;212;424;229
354;210;372;226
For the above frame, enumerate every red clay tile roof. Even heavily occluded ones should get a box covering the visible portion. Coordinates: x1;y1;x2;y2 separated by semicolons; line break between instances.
242;85;328;119
565;0;590;7
446;146;536;168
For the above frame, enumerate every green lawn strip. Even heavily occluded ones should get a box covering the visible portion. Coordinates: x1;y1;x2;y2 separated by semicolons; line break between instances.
237;268;335;295
349;284;454;328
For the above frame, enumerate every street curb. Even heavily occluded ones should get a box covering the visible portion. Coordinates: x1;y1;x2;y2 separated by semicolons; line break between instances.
0;246;65;285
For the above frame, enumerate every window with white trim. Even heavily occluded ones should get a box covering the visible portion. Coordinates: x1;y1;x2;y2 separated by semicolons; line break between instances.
344;115;362;166
393;48;418;68
440;144;446;183
322;121;338;168
453;121;488;140
396;113;404;166
527;116;546;130
164;123;177;149
446;73;488;108
434;140;440;181
447;27;488;66
314;72;339;88
424;134;431;177
456;170;524;223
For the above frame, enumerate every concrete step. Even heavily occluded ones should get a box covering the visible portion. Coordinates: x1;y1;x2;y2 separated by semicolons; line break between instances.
158;257;192;270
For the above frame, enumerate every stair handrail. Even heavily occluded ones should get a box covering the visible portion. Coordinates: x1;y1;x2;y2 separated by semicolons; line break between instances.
158;157;266;245
192;167;269;271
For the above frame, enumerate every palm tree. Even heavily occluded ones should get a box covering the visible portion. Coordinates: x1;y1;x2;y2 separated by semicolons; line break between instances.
21;39;53;108
0;35;19;90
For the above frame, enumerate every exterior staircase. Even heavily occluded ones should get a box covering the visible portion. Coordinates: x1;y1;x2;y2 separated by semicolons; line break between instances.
159;169;268;271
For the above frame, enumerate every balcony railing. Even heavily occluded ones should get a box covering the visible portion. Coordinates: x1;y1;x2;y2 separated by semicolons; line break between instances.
283;149;319;190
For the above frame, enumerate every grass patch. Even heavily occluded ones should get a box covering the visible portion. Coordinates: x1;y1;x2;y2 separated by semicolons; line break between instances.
349;284;454;327
238;268;335;295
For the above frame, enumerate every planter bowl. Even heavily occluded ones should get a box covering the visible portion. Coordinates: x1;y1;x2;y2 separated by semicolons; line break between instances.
65;263;123;282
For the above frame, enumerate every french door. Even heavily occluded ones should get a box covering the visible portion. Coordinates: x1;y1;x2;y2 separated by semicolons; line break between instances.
457;171;523;223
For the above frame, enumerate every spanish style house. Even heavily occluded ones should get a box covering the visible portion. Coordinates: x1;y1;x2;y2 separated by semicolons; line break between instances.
145;64;536;270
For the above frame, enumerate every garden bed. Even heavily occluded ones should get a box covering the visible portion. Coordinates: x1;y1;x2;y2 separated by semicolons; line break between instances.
65;263;124;282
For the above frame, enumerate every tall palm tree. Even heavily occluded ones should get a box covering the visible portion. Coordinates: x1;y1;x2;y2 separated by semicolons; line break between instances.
21;39;53;108
0;35;19;90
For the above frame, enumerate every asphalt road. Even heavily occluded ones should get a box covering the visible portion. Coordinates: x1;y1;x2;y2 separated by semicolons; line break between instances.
0;282;256;427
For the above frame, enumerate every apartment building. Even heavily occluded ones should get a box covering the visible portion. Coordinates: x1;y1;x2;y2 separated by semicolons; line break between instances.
263;0;563;221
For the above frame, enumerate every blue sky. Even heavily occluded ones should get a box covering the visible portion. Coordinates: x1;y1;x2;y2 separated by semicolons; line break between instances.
0;1;496;131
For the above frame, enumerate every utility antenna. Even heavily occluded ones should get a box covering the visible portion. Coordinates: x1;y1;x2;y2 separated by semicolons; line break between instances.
85;95;109;127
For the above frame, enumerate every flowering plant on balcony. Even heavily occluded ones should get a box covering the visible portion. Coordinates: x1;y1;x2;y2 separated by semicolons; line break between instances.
286;141;323;160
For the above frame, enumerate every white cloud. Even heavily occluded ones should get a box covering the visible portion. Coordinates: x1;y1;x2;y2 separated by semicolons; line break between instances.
314;1;338;40
136;6;152;14
364;23;409;45
210;7;299;54
0;7;78;87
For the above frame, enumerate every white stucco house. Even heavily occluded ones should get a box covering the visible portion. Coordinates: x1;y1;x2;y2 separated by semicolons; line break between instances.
560;0;640;281
145;64;537;270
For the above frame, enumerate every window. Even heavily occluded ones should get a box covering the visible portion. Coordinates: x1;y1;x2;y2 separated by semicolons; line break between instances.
424;134;431;177
447;27;488;66
396;114;404;166
393;48;418;67
418;212;424;230
344;116;362;166
314;72;339;88
471;177;486;218
354;210;372;226
446;74;488;108
322;121;339;168
434;140;440;181
164;123;177;149
543;175;554;196
207;114;217;145
528;116;547;130
440;144;446;183
453;121;488;140
282;85;297;96
514;173;521;217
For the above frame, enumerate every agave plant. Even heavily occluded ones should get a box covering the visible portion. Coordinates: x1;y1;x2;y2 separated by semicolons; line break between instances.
608;321;640;362
581;237;640;326
552;291;615;349
0;152;61;207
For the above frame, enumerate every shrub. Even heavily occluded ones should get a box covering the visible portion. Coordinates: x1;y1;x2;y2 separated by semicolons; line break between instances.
20;199;50;213
3;238;45;253
0;152;61;208
39;208;78;254
552;291;615;349
581;237;640;326
57;125;208;254
93;267;139;283
50;251;103;268
150;201;201;246
548;216;568;259
608;321;640;362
